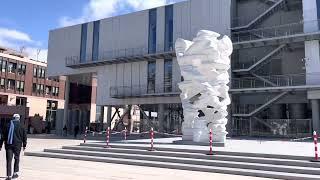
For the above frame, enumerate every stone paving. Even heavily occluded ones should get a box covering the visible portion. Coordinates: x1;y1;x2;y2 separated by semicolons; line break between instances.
0;135;274;180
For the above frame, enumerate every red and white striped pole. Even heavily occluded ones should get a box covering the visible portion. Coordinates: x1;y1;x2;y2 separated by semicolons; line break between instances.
84;126;88;144
149;127;156;151
207;129;214;155
105;127;111;148
314;131;318;161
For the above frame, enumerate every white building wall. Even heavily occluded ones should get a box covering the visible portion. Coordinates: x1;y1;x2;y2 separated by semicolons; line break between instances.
303;0;320;85
48;0;231;106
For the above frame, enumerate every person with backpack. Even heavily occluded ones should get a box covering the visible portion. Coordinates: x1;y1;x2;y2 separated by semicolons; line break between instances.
0;114;27;180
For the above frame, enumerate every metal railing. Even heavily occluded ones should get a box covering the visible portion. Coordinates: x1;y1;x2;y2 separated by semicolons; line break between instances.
232;19;320;43
110;83;181;98
232;117;312;138
66;43;175;66
232;74;306;89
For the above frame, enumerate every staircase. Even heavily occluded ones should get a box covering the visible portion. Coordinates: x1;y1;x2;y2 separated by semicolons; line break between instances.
25;142;320;180
233;44;287;74
232;91;288;117
232;0;286;31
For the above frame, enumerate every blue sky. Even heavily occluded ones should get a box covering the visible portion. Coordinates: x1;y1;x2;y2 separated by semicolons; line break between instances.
0;0;183;61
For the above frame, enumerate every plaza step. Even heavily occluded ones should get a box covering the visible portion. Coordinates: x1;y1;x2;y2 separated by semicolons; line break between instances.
25;151;320;180
25;142;320;180
61;145;320;168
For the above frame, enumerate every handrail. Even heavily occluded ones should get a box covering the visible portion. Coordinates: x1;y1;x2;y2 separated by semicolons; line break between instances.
232;73;306;89
232;19;320;43
66;42;175;67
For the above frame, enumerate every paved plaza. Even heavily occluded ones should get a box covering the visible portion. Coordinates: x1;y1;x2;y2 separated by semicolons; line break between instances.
0;135;278;180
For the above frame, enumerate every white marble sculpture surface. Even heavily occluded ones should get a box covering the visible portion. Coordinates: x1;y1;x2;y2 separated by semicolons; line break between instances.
175;30;233;143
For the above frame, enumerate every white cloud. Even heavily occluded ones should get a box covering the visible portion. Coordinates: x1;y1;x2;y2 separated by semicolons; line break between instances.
0;27;32;42
25;48;48;62
59;0;184;27
0;27;47;62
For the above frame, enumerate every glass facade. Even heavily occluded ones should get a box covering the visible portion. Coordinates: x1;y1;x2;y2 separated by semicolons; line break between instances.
164;59;173;92
148;9;157;54
80;23;88;63
147;61;156;93
165;5;174;52
92;20;100;61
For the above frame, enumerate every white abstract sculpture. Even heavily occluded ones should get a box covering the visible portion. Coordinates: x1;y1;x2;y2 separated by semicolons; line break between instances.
175;30;233;144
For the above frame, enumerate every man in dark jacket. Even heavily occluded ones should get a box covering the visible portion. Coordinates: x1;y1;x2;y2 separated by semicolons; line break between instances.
0;114;27;180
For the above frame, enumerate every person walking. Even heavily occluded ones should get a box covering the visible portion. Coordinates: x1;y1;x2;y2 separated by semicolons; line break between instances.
0;114;27;180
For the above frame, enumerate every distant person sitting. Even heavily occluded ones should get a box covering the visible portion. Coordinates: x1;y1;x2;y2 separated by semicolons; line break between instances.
0;114;27;180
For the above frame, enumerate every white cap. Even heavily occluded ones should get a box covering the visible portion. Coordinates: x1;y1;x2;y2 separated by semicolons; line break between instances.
13;114;20;120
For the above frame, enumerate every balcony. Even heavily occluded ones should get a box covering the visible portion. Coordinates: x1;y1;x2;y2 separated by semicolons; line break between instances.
66;43;176;68
110;83;181;99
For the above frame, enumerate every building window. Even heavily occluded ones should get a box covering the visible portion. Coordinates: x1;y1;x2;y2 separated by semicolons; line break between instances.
52;87;59;96
0;95;8;105
16;97;27;106
1;59;7;73
16;81;25;92
32;83;37;93
148;9;157;54
164;59;173;92
37;68;42;78
17;64;26;75
7;79;15;90
80;23;88;63
165;5;174;51
0;78;5;89
46;86;52;95
40;84;44;94
92;20;100;61
46;100;58;130
147;61;156;93
7;62;17;73
41;68;46;78
33;67;37;77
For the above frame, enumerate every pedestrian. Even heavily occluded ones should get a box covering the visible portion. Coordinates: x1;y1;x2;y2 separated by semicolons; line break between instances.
63;125;67;136
0;114;27;180
74;124;79;139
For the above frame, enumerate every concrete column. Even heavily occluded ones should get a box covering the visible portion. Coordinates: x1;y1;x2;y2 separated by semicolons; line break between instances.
61;76;70;136
158;104;165;132
312;99;320;133
90;74;98;123
302;0;318;32
305;40;320;85
99;106;105;131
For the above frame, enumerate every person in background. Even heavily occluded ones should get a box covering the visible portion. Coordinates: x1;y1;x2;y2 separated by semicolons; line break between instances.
63;125;68;136
0;114;27;180
74;124;79;139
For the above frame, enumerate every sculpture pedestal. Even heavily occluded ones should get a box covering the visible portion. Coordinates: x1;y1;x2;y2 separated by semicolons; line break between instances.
182;128;194;141
192;119;209;143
